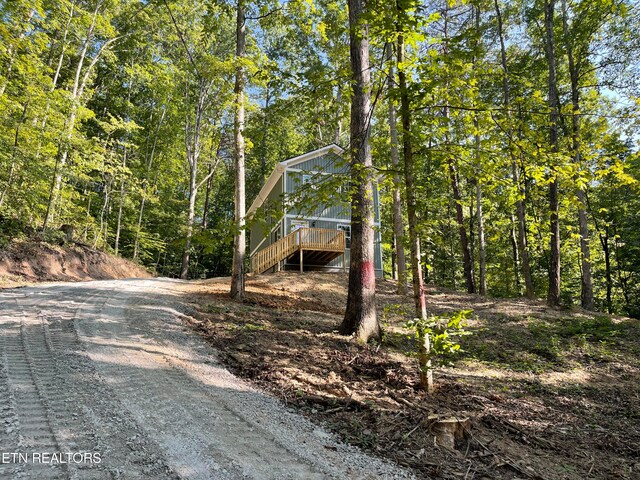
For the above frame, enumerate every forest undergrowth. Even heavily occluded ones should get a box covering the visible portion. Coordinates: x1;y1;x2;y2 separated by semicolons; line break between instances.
186;272;640;480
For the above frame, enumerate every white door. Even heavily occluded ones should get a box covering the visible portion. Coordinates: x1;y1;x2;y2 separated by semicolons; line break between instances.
290;220;308;233
290;220;308;246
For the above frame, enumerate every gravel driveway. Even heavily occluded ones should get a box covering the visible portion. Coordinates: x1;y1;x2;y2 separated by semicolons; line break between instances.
0;278;412;479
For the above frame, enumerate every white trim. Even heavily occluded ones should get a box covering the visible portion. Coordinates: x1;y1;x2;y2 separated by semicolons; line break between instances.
280;143;344;168
249;171;287;257
289;219;308;233
250;236;267;257
337;223;351;248
284;213;381;226
285;167;344;175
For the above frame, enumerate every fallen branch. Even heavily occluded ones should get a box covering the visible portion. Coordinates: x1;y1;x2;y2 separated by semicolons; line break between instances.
389;392;430;413
483;414;556;449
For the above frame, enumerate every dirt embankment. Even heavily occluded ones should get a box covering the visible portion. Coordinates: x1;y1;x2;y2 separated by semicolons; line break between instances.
0;241;151;287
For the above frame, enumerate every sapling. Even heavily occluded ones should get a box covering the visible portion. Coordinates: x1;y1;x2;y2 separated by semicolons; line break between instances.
405;310;472;392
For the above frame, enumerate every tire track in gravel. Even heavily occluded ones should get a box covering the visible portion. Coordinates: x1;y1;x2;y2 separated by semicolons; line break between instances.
2;279;413;480
42;286;177;479
0;285;177;479
75;281;312;479
74;278;412;480
0;293;68;479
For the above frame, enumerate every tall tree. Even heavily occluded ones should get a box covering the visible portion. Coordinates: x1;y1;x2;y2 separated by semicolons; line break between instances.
42;0;119;230
442;5;475;294
386;43;407;295
396;0;431;391
340;0;380;343
230;0;247;299
494;0;535;299
544;0;561;307
561;0;595;310
472;4;487;296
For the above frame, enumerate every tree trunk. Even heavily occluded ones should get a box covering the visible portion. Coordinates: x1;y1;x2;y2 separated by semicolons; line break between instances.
562;0;593;310
202;162;213;229
494;0;534;298
114;69;133;256
114;143;127;256
509;215;521;291
0;8;36;98
593;207;626;313
33;1;76;164
259;88;271;182
577;190;593;308
340;0;379;343
544;0;561;307
180;165;198;279
471;6;486;296
230;0;247;299
397;25;431;391
469;201;474;269
386;44;407;295
613;226;631;311
334;82;342;145
600;228;612;313
83;194;92;242
180;79;208;279
514;159;534;297
134;107;166;260
94;176;112;248
447;156;476;294
202;137;221;229
476;179;487;295
0;103;28;209
442;10;475;294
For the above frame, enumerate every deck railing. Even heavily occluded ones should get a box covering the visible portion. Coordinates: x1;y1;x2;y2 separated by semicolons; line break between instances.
251;227;346;274
297;227;346;251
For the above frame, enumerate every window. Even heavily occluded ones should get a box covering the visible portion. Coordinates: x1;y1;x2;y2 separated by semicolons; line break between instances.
337;224;351;248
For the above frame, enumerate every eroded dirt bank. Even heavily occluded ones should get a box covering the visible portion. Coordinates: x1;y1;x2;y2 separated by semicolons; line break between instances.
0;241;150;287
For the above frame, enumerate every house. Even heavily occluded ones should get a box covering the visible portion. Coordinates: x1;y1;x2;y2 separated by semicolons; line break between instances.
248;144;383;276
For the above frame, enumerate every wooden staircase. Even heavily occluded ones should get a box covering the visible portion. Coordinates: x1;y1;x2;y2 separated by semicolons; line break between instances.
251;228;346;274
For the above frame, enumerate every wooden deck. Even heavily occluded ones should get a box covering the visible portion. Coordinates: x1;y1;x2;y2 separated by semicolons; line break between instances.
251;227;346;274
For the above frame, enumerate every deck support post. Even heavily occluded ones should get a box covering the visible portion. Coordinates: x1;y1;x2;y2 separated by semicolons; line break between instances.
299;247;303;272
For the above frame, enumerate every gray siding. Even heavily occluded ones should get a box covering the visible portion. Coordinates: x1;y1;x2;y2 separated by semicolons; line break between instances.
249;175;283;254
284;151;380;223
285;170;350;219
292;151;348;174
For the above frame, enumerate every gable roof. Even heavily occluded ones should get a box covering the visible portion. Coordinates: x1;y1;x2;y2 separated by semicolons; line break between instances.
247;144;344;216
